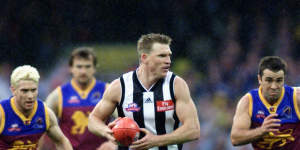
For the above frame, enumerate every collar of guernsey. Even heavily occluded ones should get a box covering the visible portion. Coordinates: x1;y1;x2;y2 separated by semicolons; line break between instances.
57;78;108;118
248;85;300;121
0;97;50;133
71;78;96;99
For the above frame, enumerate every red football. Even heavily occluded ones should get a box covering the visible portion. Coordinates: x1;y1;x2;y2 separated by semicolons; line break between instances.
112;117;140;146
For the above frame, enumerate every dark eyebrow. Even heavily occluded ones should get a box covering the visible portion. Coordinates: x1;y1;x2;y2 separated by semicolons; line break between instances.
265;76;283;80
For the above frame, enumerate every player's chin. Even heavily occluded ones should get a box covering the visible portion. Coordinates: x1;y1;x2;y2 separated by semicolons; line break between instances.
78;78;89;84
161;69;169;75
24;105;34;111
268;95;280;101
160;73;167;78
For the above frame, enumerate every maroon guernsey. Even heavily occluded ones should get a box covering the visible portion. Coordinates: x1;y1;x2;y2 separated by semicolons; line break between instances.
58;79;107;150
249;86;300;150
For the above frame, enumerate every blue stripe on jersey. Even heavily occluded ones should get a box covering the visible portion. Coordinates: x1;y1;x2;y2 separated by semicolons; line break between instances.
250;85;299;124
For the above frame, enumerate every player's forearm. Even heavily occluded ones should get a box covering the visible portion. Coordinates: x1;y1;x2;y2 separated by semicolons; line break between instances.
231;127;263;146
88;114;107;137
155;123;200;146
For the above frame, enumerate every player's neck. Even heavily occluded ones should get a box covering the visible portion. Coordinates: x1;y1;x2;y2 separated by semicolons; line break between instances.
137;66;159;90
266;98;277;106
13;98;32;117
22;110;32;118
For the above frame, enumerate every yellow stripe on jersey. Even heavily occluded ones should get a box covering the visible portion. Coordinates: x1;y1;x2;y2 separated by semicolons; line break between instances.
44;103;50;130
0;105;5;134
247;93;253;118
293;87;300;120
58;87;63;119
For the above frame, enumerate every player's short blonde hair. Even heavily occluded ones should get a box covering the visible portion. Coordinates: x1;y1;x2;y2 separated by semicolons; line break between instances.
137;33;172;56
10;65;40;87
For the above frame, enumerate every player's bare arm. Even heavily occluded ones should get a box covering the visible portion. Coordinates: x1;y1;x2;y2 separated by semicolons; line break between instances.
295;87;300;114
46;106;73;150
131;77;200;149
230;94;281;146
45;87;60;116
105;83;118;118
88;79;121;141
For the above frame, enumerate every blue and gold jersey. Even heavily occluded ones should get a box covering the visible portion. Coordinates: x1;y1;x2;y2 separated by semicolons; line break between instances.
0;97;49;150
58;79;108;150
249;85;300;150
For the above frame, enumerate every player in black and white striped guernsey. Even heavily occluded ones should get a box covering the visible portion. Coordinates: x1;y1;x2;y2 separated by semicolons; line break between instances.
88;33;200;150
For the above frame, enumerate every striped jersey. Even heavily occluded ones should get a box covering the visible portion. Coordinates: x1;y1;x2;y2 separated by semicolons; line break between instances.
0;97;49;150
58;79;107;150
117;70;181;150
249;85;300;150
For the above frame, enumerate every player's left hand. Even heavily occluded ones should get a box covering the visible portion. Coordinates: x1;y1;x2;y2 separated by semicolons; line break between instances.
129;128;157;150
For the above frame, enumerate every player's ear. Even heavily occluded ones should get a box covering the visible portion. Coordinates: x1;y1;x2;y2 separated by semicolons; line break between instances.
69;65;74;74
10;86;16;96
258;74;262;84
141;53;148;63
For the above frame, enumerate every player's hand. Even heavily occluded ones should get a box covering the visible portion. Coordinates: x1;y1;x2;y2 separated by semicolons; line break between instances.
260;113;281;135
104;117;121;144
108;117;121;129
130;128;156;150
100;126;115;142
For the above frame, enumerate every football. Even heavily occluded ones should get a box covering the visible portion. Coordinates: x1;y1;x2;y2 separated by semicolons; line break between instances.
112;117;140;146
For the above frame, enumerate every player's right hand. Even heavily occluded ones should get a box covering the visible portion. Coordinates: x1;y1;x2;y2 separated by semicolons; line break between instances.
108;117;121;129
103;117;121;144
260;113;281;135
99;126;115;142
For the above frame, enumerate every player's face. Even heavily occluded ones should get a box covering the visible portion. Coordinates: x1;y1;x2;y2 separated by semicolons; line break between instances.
146;43;172;78
258;69;284;102
71;58;95;85
11;80;38;112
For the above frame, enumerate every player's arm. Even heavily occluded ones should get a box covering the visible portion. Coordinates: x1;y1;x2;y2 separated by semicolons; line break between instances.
155;77;200;144
38;88;60;149
131;77;200;149
230;94;280;146
295;87;300;115
45;107;73;150
105;83;118;119
88;79;121;141
45;87;60;117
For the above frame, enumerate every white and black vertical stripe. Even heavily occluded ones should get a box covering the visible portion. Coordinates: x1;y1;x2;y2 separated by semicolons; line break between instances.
132;71;146;129
118;72;135;150
117;71;181;150
152;79;167;150
117;76;125;117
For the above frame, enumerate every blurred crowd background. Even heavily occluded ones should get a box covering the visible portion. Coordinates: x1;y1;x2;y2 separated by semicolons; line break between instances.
0;1;299;149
